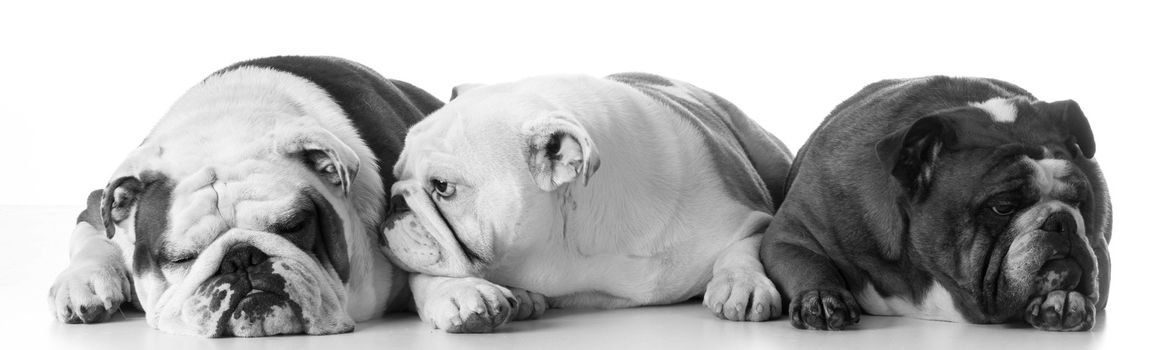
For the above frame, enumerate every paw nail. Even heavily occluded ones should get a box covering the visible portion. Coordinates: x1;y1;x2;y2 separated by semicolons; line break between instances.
755;304;764;314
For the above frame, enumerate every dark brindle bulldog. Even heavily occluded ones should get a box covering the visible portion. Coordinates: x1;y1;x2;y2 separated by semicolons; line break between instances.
761;76;1110;331
47;56;442;336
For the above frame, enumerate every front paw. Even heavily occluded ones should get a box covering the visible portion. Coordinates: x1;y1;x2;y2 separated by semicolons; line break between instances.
789;289;860;330
508;287;548;321
704;270;782;322
423;278;518;333
48;261;132;324
1024;290;1096;331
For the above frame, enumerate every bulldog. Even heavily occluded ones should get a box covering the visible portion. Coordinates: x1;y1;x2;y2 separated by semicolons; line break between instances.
381;73;794;332
47;56;443;336
761;76;1111;331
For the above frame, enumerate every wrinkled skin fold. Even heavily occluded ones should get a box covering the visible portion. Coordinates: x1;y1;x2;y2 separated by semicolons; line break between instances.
153;230;353;336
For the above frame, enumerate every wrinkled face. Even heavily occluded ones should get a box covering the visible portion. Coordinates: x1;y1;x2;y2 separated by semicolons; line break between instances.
105;154;357;337
102;109;370;336
381;89;597;277
382;101;526;277
915;147;1097;321
899;100;1101;322
113;167;353;337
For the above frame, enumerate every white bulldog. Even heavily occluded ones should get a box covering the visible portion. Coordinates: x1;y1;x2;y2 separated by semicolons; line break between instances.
47;56;442;337
382;73;794;332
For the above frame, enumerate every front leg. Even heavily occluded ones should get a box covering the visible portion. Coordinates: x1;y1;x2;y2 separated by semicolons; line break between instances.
507;287;548;321
762;229;860;330
704;233;782;322
48;190;133;324
410;274;520;333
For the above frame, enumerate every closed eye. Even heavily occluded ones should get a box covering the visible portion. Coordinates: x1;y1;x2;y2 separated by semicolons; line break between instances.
171;254;196;264
272;211;313;233
160;249;198;268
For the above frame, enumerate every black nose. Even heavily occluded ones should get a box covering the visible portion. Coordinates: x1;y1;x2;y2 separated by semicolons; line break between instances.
390;194;410;213
218;245;270;275
1041;211;1076;235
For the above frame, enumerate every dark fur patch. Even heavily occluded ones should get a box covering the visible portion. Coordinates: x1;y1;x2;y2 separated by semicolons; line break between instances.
215;56;443;199
607;73;780;212
703;91;794;211
101;176;144;238
304;187;350;282
196;257;300;337
610;72;674;86
131;175;176;277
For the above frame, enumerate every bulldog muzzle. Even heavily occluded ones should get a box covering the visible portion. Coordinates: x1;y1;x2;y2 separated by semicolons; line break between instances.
382;182;482;278
150;229;353;337
992;203;1098;320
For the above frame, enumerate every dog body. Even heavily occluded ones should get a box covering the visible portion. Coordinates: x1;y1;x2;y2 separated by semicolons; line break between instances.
761;76;1111;331
48;56;442;336
383;73;792;332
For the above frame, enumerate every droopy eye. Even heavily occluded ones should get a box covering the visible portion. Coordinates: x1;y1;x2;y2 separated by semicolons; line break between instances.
162;251;198;268
171;255;195;264
991;204;1017;216
430;178;456;198
273;210;314;233
279;217;308;233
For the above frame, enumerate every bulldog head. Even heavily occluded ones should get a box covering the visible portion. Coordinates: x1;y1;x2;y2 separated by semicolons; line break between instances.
101;67;384;336
381;83;599;277
875;97;1102;322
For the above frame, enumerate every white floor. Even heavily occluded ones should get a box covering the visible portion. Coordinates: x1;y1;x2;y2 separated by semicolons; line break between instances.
2;206;1143;349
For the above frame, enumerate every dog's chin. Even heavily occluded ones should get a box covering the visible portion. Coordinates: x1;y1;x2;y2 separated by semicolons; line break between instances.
151;230;355;337
182;260;307;337
223;291;305;337
382;211;479;277
993;228;1097;321
382;211;445;273
169;256;353;337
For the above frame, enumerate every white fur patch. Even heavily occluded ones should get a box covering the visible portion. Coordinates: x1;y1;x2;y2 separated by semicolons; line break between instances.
1031;158;1072;199
393;74;781;308
855;281;966;322
969;97;1018;123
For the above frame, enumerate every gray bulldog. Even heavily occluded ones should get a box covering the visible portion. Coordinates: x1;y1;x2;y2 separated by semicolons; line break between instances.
382;73;793;332
761;76;1110;331
47;56;441;336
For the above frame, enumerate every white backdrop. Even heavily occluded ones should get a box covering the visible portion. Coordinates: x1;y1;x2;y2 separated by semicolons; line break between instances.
2;0;1152;344
1;1;1150;206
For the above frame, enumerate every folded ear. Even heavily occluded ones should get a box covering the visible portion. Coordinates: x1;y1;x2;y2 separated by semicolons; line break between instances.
450;83;484;100
876;113;959;198
1043;100;1096;158
100;176;144;238
277;127;361;196
522;113;601;191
